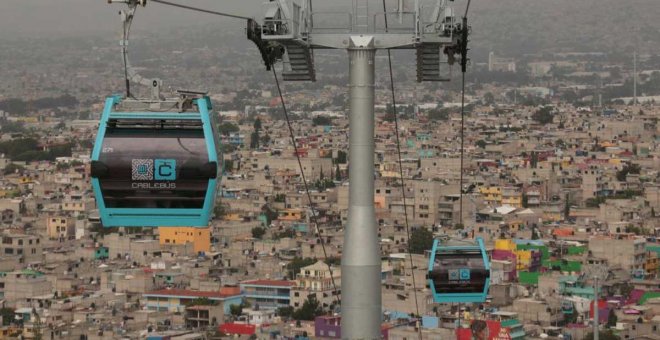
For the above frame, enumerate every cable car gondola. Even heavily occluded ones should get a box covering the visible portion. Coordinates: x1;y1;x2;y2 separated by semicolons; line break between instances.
561;299;574;314
91;93;220;227
427;237;490;303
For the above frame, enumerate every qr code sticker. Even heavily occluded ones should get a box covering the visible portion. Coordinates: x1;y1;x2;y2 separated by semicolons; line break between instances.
132;159;154;180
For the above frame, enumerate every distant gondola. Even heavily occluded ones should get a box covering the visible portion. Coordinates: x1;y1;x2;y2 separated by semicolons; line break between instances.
428;237;490;303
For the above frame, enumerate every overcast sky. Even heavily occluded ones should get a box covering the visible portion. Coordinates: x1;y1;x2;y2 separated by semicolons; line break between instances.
0;0;366;38
0;0;458;39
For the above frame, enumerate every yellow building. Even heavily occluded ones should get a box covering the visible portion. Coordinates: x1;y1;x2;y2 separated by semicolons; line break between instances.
516;250;533;271
278;209;304;221
501;187;523;208
495;239;517;252
46;216;74;239
159;227;211;253
645;252;659;278
479;186;502;205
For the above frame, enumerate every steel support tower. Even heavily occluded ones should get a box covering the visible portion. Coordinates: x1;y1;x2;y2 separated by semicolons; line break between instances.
260;1;466;338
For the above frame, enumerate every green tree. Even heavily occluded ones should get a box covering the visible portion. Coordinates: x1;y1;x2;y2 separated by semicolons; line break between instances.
312;116;332;126
292;295;324;321
276;306;294;318
531;228;539;240
335;163;341;181
409;227;434;254
286;257;317;279
0;308;14;326
607;309;617;328
223;159;234;173
218;122;239;136
616;163;641;182
336;150;347;164
531;106;554;124
251;226;266;239
483;92;495;105
229;304;243;318
214;203;229;218
253;118;262;132
261;204;279;226
476;139;487;149
582;330;620;340
3;163;25;175
250;131;260;149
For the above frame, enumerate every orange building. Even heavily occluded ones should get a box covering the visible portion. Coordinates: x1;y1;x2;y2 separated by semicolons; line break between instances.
159;227;211;253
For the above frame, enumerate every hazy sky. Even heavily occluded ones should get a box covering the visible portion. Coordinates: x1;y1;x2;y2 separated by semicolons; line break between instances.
0;0;447;39
0;0;264;38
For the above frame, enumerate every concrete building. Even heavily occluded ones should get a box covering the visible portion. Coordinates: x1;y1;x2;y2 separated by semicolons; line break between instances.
240;279;295;309
291;261;341;310
0;233;42;264
142;288;242;313
0;270;52;306
589;235;646;272
185;305;225;329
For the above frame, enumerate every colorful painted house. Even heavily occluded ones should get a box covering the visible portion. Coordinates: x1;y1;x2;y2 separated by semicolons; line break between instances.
143;288;242;313
240;279;295;309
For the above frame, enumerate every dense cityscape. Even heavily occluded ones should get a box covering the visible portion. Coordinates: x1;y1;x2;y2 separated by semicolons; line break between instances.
1;0;660;339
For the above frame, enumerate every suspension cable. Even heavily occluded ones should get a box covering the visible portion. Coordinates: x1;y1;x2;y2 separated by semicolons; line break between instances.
382;0;422;336
271;68;341;308
150;0;252;20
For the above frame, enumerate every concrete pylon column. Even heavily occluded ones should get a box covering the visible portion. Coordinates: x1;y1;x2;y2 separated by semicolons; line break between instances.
341;35;381;340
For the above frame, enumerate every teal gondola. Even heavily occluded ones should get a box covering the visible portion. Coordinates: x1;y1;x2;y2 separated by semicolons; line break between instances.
90;93;221;227
427;237;490;303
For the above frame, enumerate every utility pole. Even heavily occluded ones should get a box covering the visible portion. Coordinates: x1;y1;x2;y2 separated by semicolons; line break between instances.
259;1;464;338
593;275;600;340
633;50;637;106
585;264;607;340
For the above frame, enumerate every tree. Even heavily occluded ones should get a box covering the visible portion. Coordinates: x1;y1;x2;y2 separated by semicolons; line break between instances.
251;226;266;239
476;139;487;149
0;308;14;326
229;304;243;318
582;330;620;340
253;118;262;132
3;163;25;175
616;163;641;182
214;203;229;218
223;159;234;172
250;131;260;149
286;257;316;279
312;116;332;126
531;106;554;124
335;163;341;181
607;309;618;328
409;227;434;254
276;306;294;318
336;151;347;164
531;228;540;240
483;92;495;105
218;122;239;136
261;204;279;226
292;295;324;321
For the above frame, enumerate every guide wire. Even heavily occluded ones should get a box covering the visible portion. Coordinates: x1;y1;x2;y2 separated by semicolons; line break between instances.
150;0;251;20
272;68;341;308
383;1;422;336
